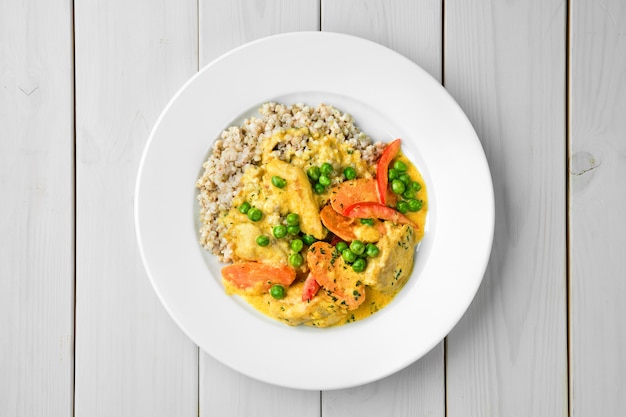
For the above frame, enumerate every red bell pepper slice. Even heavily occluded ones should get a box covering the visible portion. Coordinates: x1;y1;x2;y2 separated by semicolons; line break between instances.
344;201;418;229
376;138;402;205
302;273;321;302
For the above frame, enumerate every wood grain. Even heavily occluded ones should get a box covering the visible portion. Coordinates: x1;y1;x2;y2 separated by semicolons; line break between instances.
322;347;443;417
321;1;445;416
200;0;320;67
200;355;320;417
444;1;568;416
0;0;74;416
321;0;442;82
198;2;321;416
570;1;626;415
74;1;199;415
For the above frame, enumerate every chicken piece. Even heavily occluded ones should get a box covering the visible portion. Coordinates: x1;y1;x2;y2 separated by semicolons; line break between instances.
265;159;326;240
362;223;417;294
225;223;290;264
264;281;349;327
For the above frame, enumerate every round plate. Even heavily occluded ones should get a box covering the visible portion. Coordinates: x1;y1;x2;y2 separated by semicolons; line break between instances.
135;32;494;390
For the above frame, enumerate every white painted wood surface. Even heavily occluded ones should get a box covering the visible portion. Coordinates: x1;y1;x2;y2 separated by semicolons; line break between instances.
200;0;320;67
570;1;626;416
0;1;74;416
0;0;74;416
444;1;568;416
74;1;199;416
2;0;626;416
321;0;442;82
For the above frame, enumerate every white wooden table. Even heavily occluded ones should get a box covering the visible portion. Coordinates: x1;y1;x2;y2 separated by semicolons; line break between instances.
2;1;625;416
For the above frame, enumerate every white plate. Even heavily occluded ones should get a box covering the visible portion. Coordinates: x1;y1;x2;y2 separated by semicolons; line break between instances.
135;32;494;390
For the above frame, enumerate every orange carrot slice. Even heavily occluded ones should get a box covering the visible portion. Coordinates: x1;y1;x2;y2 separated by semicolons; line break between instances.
319;205;358;242
222;262;296;291
307;242;366;310
329;178;379;214
330;178;397;216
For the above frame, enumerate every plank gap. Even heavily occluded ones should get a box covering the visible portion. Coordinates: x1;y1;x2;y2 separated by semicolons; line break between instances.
565;1;572;416
441;0;445;87
71;0;78;416
442;4;447;416
319;0;323;31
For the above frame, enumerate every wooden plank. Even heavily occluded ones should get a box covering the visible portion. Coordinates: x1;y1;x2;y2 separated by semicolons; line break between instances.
198;1;321;416
200;355;321;417
73;1;199;416
444;1;568;416
570;1;626;415
321;0;442;82
0;1;74;416
321;1;445;416
200;0;321;67
322;348;443;417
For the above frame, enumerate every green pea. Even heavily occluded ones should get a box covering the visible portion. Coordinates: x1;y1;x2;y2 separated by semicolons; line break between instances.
247;207;263;222
399;173;411;185
273;225;287;238
393;160;407;172
402;189;416;200
290;239;304;252
343;166;357;180
352;258;367;273
396;200;409;214
238;202;251;214
321;162;334;176
269;284;286;299
388;168;398;181
410;181;422;192
256;235;270;247
287;225;300;235
391;179;406;195
271;175;287;188
302;234;317;246
365;243;379;258
318;175;331;187
286;213;300;226
342;248;357;264
349;240;365;256
336;241;348;253
289;252;304;267
307;166;321;181
409;199;423;212
313;183;325;194
360;218;374;226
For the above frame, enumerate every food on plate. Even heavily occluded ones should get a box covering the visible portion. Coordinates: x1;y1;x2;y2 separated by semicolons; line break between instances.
196;102;427;327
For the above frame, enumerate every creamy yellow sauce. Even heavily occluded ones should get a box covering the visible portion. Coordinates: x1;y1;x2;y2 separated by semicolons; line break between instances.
240;284;396;327
219;127;428;327
341;287;396;324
